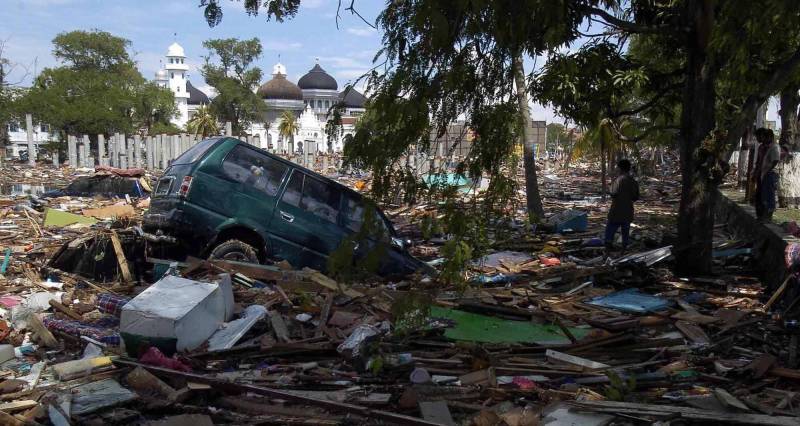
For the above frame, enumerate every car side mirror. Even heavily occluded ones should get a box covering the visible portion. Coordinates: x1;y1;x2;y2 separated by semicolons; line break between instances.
391;237;405;250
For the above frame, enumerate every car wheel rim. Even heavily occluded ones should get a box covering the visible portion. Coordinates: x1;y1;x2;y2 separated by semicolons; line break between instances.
223;252;249;262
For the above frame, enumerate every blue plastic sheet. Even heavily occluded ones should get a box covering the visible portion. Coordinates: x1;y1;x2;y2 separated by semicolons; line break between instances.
586;288;671;313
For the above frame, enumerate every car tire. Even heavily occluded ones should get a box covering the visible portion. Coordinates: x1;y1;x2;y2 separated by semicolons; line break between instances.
209;239;260;263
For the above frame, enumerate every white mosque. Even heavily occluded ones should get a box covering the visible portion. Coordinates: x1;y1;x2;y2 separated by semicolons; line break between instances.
154;42;366;153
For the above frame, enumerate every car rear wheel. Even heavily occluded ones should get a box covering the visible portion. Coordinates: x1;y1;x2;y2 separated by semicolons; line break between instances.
209;239;260;263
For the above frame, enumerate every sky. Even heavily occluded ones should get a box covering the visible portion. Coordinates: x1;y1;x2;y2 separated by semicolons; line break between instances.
0;0;780;125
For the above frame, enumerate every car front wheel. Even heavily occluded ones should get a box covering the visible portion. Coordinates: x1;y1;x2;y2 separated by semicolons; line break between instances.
209;239;260;263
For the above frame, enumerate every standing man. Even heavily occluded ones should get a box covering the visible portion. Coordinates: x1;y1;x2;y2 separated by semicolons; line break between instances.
605;159;640;254
753;128;780;221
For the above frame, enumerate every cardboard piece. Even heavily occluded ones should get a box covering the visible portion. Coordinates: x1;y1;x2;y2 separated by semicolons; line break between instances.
82;204;135;219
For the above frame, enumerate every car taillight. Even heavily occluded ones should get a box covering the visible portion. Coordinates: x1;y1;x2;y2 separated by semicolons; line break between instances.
178;176;193;198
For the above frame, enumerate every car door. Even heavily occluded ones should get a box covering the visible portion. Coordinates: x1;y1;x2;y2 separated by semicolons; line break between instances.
208;145;288;234
342;194;393;269
268;170;346;270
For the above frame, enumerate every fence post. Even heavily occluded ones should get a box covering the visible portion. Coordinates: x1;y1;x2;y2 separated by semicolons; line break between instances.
98;134;107;166
133;134;142;168
25;113;36;166
67;135;78;168
146;136;154;170
83;135;92;167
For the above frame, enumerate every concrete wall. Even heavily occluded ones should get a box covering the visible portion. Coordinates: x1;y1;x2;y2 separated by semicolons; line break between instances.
714;190;799;290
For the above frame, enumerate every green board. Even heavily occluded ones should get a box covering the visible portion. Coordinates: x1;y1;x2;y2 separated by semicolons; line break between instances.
43;208;98;227
430;306;590;344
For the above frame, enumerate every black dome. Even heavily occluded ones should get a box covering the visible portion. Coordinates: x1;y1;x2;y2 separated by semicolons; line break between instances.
186;80;210;105
339;85;367;108
298;64;338;90
257;74;303;100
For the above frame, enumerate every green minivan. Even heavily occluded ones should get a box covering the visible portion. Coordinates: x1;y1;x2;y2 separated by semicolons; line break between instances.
143;137;429;277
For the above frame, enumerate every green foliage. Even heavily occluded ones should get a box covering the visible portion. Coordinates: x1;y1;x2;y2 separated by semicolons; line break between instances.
391;291;432;336
603;370;637;402
18;30;174;137
150;121;182;135
187;105;219;138
133;81;177;134
201;0;300;27
277;110;298;151
201;37;266;134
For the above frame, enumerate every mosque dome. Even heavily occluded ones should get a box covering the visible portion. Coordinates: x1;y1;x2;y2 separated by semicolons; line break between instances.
167;42;185;57
155;69;168;80
258;74;303;101
187;81;211;105
339;85;367;108
298;63;338;91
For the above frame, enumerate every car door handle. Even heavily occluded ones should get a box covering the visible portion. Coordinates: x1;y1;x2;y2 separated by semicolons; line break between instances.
280;211;294;223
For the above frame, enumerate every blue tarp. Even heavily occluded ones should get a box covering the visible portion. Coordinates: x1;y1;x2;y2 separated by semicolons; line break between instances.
423;173;472;188
586;288;671;314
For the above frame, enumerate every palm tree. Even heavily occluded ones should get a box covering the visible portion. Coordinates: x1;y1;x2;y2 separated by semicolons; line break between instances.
277;110;299;154
187;105;219;138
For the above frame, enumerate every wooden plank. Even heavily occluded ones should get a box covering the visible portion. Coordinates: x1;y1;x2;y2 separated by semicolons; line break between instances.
26;314;58;348
418;401;456;426
48;300;83;321
270;312;291;343
714;387;750;411
112;359;442;426
675;320;710;345
546;349;609;371
0;400;38;413
315;293;334;338
764;274;793;311
110;231;132;282
569;400;797;425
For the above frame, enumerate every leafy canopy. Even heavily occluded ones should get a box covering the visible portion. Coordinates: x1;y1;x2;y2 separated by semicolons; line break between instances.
201;37;266;135
20;30;176;136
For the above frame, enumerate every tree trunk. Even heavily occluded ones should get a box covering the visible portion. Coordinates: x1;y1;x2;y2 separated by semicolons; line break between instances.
676;0;717;276
779;84;800;207
600;133;607;200
0;61;8;150
512;54;544;220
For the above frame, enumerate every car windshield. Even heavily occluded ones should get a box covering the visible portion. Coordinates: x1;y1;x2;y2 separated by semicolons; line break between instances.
172;138;219;165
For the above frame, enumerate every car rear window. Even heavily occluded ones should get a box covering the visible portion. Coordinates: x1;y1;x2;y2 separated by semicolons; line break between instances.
222;145;288;197
172;138;219;165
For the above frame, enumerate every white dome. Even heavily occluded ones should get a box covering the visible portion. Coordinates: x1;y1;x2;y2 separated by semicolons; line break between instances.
167;42;185;57
155;69;168;80
272;62;287;76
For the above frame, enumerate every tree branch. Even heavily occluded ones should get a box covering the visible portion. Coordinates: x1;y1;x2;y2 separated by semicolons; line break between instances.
611;83;681;118
723;45;800;152
611;122;679;143
587;7;685;35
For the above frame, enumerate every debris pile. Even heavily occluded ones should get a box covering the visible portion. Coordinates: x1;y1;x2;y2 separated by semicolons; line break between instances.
0;163;798;425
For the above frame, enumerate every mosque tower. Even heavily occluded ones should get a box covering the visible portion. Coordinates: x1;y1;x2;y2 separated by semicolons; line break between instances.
165;42;189;128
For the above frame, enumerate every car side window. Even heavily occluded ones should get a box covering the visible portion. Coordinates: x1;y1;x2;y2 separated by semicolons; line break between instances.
301;176;341;224
344;195;391;241
345;196;365;232
222;145;287;197
281;170;303;207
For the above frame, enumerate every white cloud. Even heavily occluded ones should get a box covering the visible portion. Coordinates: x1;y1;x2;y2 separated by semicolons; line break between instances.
346;27;377;37
530;102;563;124
263;40;303;51
317;55;369;69
335;69;370;81
301;0;327;9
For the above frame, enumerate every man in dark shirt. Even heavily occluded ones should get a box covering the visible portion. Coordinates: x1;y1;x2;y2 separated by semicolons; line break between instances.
605;159;640;253
752;128;780;221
